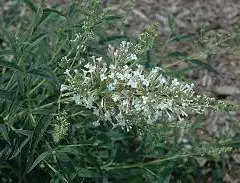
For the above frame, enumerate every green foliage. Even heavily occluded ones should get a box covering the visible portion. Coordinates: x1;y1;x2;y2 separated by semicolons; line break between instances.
0;1;239;183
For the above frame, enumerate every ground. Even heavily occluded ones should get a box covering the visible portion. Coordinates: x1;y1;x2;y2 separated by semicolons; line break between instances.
102;0;240;182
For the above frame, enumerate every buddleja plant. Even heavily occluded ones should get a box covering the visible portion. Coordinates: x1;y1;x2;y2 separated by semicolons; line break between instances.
0;0;238;182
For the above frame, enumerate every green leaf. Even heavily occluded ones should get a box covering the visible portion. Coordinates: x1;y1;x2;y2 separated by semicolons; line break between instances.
7;98;25;125
22;0;37;13
33;11;51;33
28;109;55;115
27;33;48;50
16;71;25;96
188;59;218;73
43;8;66;17
166;65;199;77
166;51;187;58
169;34;197;43
99;35;133;45
27;68;59;86
26;151;51;173
0;124;11;145
0;59;22;72
0;50;13;57
10;137;31;159
12;128;33;137
30;115;52;154
33;8;65;33
77;168;98;178
168;15;175;32
0;89;15;102
101;15;124;23
1;28;16;45
0;146;12;165
26;115;52;172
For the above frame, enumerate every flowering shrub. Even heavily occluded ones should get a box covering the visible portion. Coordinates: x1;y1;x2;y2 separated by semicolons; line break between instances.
59;40;223;134
0;0;239;182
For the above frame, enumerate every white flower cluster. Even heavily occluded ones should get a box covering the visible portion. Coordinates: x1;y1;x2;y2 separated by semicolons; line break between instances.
60;41;216;130
107;41;137;65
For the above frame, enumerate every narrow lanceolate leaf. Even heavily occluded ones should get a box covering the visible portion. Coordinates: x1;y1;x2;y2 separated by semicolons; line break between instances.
0;124;11;145
26;115;52;172
22;0;37;13
0;146;12;165
30;115;52;153
0;89;15;102
11;128;33;137
0;59;22;72
33;8;66;33
99;35;132;45
188;59;218;73
10;137;30;159
166;51;187;59
27;33;48;50
0;50;13;57
169;34;197;43
101;15;124;23
27;144;91;173
26;151;51;173
43;8;66;17
27;68;59;87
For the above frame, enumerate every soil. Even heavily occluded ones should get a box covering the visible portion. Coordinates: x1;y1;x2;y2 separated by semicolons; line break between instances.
102;0;240;182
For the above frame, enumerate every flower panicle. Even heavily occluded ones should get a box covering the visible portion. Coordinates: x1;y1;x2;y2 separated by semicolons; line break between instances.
59;41;221;130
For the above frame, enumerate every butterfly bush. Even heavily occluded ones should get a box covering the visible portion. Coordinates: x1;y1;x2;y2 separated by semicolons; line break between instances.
60;41;221;131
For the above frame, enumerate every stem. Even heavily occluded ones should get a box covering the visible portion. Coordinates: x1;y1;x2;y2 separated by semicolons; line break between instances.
163;60;183;69
34;97;73;110
29;79;45;94
87;154;193;171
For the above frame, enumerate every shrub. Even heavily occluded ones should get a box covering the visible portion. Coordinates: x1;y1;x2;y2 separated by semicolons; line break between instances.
0;1;239;182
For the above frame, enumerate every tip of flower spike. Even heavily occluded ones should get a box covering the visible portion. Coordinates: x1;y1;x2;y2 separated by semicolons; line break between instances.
217;101;240;111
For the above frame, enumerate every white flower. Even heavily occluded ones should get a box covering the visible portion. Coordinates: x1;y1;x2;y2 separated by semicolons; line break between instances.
60;84;69;92
61;41;217;129
93;108;100;116
129;53;137;60
123;65;129;70
73;94;81;105
133;70;141;76
127;79;137;88
104;111;112;121
115;112;126;127
113;50;119;57
109;64;116;70
123;72;132;80
142;96;148;104
108;72;115;79
83;77;91;84
107;83;115;91
84;95;94;109
116;72;122;79
142;79;149;87
84;63;96;72
112;94;120;102
64;69;71;77
172;78;180;86
108;44;114;54
96;57;102;62
92;120;100;127
84;63;91;69
159;77;166;85
100;73;107;81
